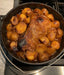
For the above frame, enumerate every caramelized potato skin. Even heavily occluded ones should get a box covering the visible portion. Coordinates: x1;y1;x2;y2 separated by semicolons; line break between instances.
47;32;56;41
7;31;12;40
42;8;48;16
53;20;60;28
47;47;56;56
57;28;63;38
11;32;18;41
16;22;27;34
47;14;54;21
25;17;30;24
51;41;60;49
10;41;17;50
36;44;47;53
33;8;42;15
26;51;37;61
22;8;32;16
40;37;49;45
11;16;18;25
20;14;26;22
6;23;12;31
6;7;63;62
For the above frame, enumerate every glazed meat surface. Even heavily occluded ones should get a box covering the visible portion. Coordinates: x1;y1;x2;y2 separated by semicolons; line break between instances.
23;15;51;51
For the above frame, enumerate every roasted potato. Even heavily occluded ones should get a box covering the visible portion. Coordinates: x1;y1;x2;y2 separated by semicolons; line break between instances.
42;8;48;16
53;20;60;28
36;44;47;53
10;41;17;50
7;31;12;40
47;14;54;21
33;8;42;15
11;32;18;41
47;32;56;41
40;37;49;45
11;16;18;25
48;27;57;33
26;51;37;61
25;17;30;24
6;23;12;31
51;41;60;49
20;14;26;22
22;8;32;16
16;22;27;34
57;28;63;38
47;47;56;56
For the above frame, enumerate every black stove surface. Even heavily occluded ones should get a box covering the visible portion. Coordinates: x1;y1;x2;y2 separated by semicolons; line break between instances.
0;0;64;75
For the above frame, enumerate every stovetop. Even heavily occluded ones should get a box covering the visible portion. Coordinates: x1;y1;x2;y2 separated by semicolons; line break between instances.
0;0;64;75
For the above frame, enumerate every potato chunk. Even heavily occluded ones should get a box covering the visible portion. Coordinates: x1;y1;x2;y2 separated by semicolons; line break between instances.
7;31;12;40
36;44;47;53
47;47;56;56
10;41;17;50
51;41;60;49
11;16;18;25
6;23;12;31
42;8;49;16
57;28;63;38
47;14;54;21
22;8;32;16
47;32;56;41
53;20;60;28
40;37;49;45
20;14;26;21
11;32;18;41
16;22;27;34
33;8;42;15
26;51;37;61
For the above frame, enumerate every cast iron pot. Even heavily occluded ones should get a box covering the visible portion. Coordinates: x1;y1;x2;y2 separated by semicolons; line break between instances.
1;2;64;65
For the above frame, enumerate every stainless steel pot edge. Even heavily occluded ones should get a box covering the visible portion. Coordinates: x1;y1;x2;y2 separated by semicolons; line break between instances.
0;44;64;74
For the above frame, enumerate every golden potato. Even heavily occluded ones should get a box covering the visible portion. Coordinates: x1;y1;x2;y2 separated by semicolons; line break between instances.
10;41;17;50
22;8;32;16
7;31;12;40
38;53;49;62
47;14;54;21
47;32;56;41
57;28;63;38
42;8;48;16
16;22;27;34
20;14;26;21
11;16;18;25
25;17;30;24
48;27;57;34
11;32;18;41
40;37;49;45
53;20;60;28
51;41;60;49
36;44;47;53
26;51;37;61
6;23;12;31
47;47;56;56
33;8;42;15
